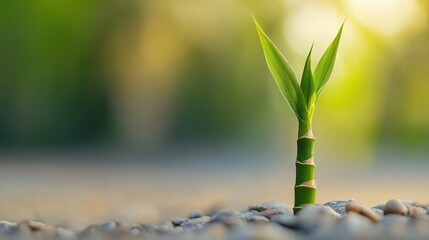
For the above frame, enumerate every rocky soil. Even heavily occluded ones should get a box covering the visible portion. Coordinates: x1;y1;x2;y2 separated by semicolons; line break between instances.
1;199;429;240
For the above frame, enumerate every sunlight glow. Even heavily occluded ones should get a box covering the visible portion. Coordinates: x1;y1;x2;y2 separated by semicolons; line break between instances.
284;3;344;57
347;0;426;37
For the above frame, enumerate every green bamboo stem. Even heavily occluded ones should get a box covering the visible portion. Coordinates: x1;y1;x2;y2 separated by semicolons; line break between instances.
253;18;343;215
293;120;316;214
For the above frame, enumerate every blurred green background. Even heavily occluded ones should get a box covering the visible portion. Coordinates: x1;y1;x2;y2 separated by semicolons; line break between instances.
1;0;429;159
0;0;429;224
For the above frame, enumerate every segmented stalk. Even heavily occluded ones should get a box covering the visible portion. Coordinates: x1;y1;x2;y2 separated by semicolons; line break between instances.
293;121;316;214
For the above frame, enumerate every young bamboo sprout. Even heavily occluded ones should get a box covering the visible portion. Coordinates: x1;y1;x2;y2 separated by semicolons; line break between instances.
254;18;343;214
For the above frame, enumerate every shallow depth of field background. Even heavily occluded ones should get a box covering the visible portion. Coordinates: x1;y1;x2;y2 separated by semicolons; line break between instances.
0;0;429;226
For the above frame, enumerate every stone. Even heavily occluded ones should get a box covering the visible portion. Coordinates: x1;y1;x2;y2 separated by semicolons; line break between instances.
378;214;410;237
16;223;32;238
140;224;159;233
56;227;76;239
345;202;381;222
230;224;296;240
41;227;57;237
384;199;408;215
323;199;354;216
97;221;128;236
201;223;228;238
246;215;270;224
0;221;18;233
248;204;270;212
181;216;211;229
409;207;427;216
271;214;299;230
371;208;384;216
372;204;385;211
173;226;185;233
187;211;204;219
156;222;174;234
403;202;414;214
261;208;288;219
19;220;46;231
79;225;103;237
98;221;118;231
315;212;375;240
379;214;410;225
248;201;292;213
172;218;187;226
297;206;340;233
337;212;372;231
129;225;142;236
298;205;341;218
411;201;428;208
209;210;243;227
239;210;261;219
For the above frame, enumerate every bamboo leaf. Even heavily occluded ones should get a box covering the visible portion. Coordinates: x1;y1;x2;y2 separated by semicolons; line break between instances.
254;17;308;119
300;45;316;111
313;23;344;96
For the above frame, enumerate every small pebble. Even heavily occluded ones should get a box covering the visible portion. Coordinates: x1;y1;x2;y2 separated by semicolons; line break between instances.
324;199;355;216
371;208;384;216
403;202;414;214
245;215;269;224
321;212;374;240
248;201;292;213
172;218;187;226
409;207;427;216
372;204;385;211
98;221;117;231
0;221;18;233
129;225;142;235
201;223;228;238
261;208;287;219
56;227;76;239
346;202;381;222
297;206;340;233
79;225;101;237
384;199;408;215
19;220;46;231
157;222;174;234
209;211;243;227
181;216;211;228
338;211;372;230
239;210;261;219
411;202;428;208
298;205;341;218
248;204;270;212
140;224;159;233
271;214;299;229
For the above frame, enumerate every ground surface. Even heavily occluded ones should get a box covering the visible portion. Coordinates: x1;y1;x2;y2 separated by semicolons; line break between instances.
1;199;429;239
0;150;428;224
1;150;429;239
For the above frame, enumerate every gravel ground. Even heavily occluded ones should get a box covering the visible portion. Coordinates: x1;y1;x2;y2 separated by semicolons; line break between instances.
1;199;429;240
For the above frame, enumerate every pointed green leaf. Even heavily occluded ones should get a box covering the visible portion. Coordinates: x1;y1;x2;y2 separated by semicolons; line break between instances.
300;45;316;111
314;23;344;96
254;17;308;119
